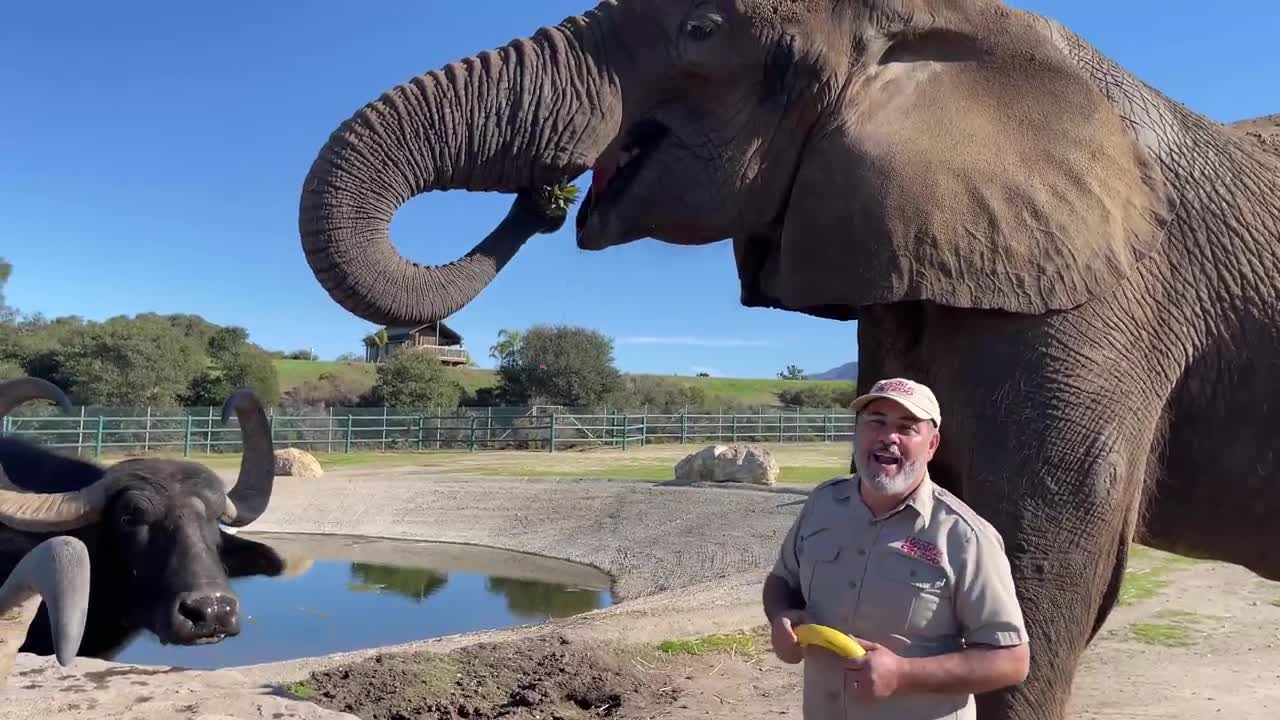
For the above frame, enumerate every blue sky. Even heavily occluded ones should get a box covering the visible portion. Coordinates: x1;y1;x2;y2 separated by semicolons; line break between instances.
2;2;1275;378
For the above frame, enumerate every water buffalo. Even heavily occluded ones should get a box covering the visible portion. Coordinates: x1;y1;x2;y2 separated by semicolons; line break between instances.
0;376;290;660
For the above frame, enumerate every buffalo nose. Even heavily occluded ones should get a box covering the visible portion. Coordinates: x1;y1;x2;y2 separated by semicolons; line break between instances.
177;595;217;625
174;592;239;631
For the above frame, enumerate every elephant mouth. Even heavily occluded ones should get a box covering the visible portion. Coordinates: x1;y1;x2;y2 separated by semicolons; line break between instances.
576;118;669;244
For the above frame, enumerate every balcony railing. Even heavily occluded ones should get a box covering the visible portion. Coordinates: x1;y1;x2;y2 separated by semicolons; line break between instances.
420;346;468;362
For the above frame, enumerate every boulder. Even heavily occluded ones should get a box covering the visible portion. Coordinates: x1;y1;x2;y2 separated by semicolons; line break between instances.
671;444;779;486
273;447;323;479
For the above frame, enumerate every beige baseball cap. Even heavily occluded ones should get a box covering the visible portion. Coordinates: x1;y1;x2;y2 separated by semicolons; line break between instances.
850;377;942;428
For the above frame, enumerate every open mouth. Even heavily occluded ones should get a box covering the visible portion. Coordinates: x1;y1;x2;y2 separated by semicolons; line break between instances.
576;118;669;233
871;451;901;466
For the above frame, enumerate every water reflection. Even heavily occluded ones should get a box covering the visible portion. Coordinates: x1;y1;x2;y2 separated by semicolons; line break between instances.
108;534;614;670
348;563;448;602
486;577;607;619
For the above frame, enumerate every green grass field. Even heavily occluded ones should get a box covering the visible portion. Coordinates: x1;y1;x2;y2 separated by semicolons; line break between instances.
191;440;852;484
274;359;498;394
273;359;853;408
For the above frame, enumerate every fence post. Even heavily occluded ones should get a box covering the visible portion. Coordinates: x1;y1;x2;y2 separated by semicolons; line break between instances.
680;411;687;444
345;414;354;454
468;416;477;452
549;413;557;453
731;413;737;442
417;415;425;451
94;415;104;458
183;414;193;457
206;407;214;453
778;412;784;442
327;406;334;453
621;414;628;451
77;406;85;457
640;413;647;446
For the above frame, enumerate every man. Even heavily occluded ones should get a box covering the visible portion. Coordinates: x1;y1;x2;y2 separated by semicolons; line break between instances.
762;377;1029;719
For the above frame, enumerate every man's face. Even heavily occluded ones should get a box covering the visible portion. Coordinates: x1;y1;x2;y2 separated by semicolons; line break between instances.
853;399;940;496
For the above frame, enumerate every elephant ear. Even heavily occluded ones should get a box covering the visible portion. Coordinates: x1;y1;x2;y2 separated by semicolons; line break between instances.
754;14;1174;316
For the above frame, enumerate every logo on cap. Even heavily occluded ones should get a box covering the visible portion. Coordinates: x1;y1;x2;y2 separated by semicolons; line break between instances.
873;379;916;395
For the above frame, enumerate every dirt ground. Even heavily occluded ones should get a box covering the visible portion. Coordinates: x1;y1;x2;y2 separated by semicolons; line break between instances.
283;512;1280;720
5;468;1277;719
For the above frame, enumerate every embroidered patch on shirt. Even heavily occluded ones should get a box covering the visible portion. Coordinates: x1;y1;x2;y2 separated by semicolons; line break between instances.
898;536;942;565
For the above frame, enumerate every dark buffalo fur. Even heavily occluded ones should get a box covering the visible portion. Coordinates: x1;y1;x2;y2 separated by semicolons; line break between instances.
0;438;286;659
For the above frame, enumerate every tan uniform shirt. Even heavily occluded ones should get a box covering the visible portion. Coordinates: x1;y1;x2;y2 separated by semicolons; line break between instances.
772;473;1028;720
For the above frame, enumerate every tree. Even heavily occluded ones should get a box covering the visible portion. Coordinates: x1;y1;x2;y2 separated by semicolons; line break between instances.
777;364;807;380
55;315;206;406
0;257;11;310
362;328;389;362
488;328;524;367
186;346;281;407
369;350;465;409
496;324;622;407
207;325;251;362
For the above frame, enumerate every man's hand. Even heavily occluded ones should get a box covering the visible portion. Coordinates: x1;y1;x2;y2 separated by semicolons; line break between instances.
769;609;810;664
844;638;907;700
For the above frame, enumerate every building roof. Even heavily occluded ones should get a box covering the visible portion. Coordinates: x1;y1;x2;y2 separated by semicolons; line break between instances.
383;321;462;344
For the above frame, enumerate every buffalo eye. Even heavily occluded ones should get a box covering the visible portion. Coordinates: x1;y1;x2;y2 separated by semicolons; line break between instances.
683;15;722;42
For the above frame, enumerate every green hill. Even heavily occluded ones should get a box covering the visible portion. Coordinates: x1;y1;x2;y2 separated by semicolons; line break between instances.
273;359;853;408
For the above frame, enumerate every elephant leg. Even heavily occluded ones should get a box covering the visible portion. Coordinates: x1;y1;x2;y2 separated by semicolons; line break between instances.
1136;338;1280;581
855;306;1172;720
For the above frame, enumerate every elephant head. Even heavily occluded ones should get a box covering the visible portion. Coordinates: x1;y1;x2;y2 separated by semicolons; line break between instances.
299;0;1173;326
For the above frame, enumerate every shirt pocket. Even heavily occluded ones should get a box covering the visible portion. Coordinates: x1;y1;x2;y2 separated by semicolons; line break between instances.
869;549;953;639
797;527;845;623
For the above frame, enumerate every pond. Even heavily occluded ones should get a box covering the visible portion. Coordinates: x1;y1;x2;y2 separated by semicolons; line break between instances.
109;532;615;670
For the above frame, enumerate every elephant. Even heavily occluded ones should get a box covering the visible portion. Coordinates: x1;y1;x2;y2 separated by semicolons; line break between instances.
295;1;1280;718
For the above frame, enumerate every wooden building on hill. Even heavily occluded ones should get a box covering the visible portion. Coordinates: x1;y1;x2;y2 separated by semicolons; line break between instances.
363;321;469;365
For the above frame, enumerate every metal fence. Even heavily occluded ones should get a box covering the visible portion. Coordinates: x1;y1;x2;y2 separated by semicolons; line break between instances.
1;405;856;457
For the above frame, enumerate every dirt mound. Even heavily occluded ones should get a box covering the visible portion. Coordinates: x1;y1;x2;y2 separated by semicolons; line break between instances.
300;633;676;720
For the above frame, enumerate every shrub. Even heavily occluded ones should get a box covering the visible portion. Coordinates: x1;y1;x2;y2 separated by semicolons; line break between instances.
495;324;622;407
369;351;465;409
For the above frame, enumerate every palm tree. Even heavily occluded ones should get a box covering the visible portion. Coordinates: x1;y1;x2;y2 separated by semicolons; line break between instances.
489;328;523;368
362;328;389;363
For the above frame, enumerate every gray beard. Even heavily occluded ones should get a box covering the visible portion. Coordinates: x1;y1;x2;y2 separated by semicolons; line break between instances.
853;449;925;497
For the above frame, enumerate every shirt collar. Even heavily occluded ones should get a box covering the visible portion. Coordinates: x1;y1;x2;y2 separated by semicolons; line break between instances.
837;471;935;529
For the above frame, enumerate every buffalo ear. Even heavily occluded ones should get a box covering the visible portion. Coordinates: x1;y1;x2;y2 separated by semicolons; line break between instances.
219;531;286;578
757;15;1173;316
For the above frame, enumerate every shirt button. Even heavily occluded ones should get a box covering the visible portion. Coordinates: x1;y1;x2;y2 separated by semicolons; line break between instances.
857;548;866;556
848;580;858;589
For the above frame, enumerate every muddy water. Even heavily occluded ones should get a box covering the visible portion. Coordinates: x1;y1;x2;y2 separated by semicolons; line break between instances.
109;532;614;670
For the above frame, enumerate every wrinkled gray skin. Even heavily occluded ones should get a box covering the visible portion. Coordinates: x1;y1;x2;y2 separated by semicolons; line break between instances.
297;1;1280;717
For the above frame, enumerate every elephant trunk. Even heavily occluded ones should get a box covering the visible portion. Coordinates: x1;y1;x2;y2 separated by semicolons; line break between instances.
299;7;624;326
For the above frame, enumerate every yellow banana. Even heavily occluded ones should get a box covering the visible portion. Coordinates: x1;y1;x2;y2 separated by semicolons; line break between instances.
793;623;867;659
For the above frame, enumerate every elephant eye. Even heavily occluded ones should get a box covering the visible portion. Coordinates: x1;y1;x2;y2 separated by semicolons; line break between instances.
683;16;722;42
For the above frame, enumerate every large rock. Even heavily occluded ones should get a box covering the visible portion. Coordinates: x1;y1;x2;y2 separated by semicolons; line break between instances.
671;444;779;486
273;448;324;479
